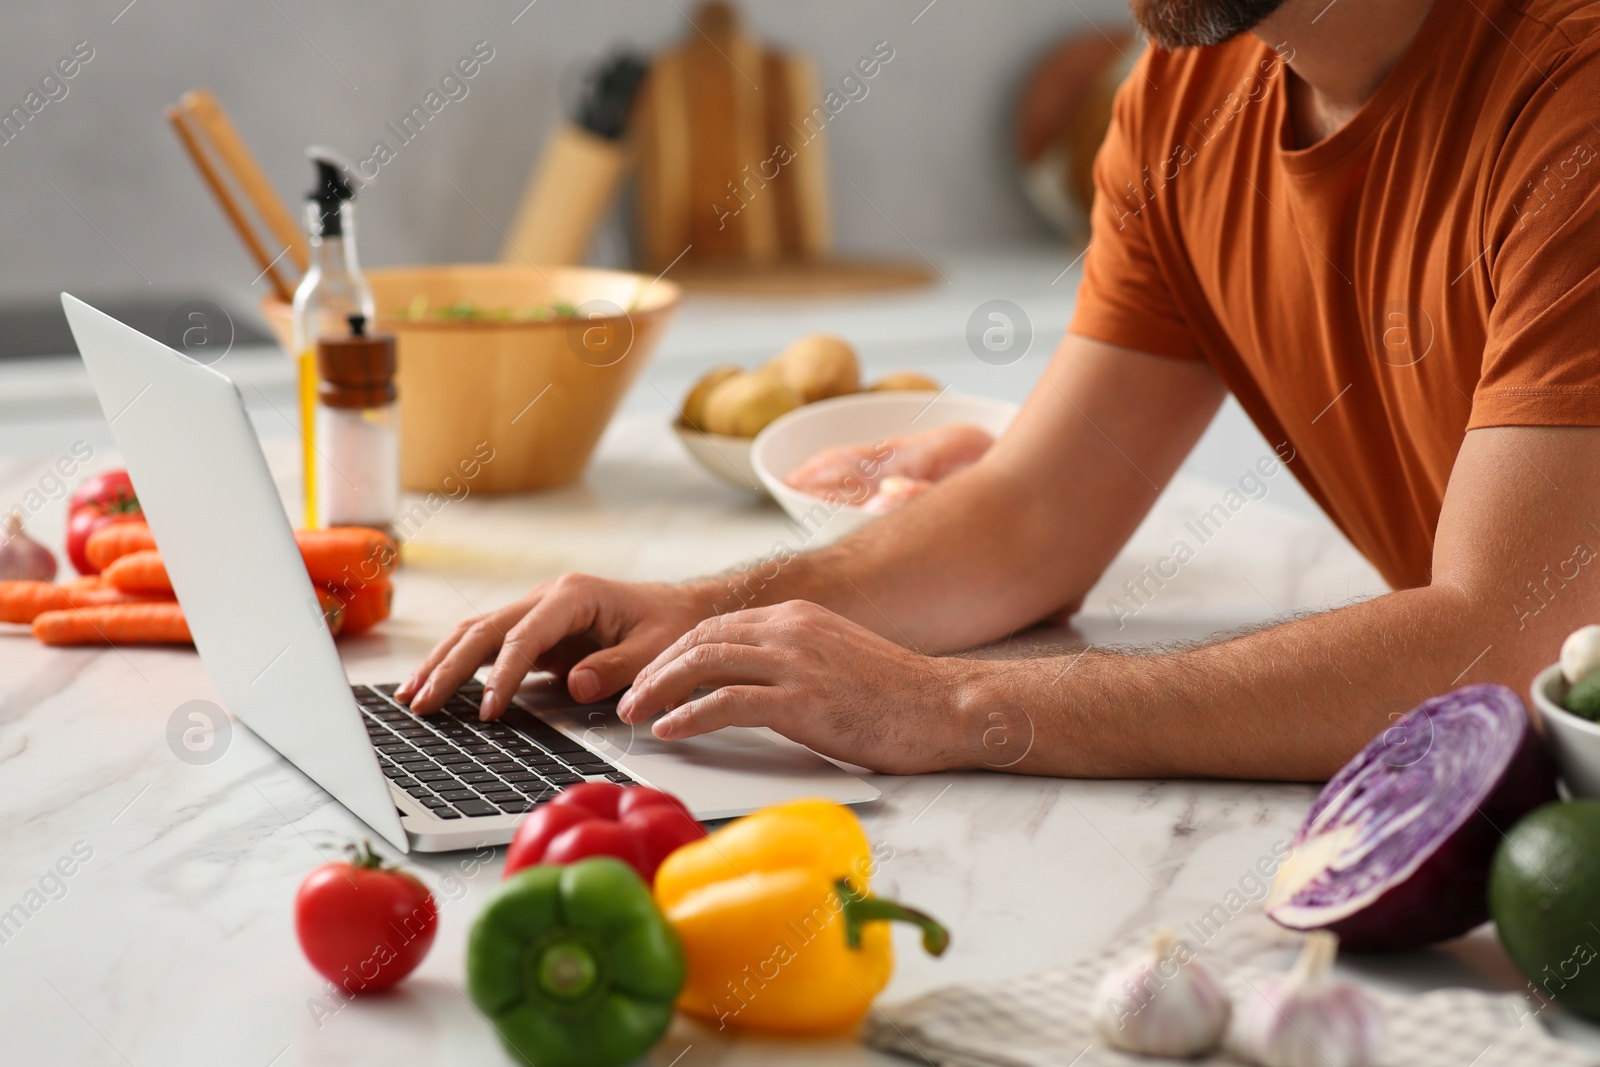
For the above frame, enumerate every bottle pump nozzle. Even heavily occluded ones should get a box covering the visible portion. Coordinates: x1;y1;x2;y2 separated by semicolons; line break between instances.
305;146;362;236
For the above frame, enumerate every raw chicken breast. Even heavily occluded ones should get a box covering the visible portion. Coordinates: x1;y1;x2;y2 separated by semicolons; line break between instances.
784;423;995;502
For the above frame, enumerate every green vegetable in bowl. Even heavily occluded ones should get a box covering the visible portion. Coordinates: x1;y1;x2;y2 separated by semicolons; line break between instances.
400;296;588;323
1565;672;1600;720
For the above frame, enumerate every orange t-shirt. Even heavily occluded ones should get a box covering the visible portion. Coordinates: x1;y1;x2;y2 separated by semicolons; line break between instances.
1069;0;1600;590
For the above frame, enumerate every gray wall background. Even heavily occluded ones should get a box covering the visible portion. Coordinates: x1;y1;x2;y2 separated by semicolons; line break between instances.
0;0;1133;302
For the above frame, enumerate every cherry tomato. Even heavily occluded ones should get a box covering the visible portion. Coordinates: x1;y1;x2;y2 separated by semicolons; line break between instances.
503;783;706;885
294;842;436;993
66;469;142;575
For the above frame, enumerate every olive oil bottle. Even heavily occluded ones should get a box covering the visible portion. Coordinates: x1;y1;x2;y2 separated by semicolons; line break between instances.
291;149;374;528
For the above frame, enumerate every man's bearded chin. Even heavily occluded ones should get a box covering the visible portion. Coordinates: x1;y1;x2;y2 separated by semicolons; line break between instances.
1128;0;1289;48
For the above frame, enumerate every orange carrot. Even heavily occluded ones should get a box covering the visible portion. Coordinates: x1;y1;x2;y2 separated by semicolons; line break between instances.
295;527;397;588
102;550;173;595
317;587;345;636
0;581;70;624
85;522;157;571
1;580;173;623
32;603;191;646
331;579;392;634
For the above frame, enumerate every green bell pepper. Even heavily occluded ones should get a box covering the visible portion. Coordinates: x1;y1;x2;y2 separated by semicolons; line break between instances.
466;856;685;1067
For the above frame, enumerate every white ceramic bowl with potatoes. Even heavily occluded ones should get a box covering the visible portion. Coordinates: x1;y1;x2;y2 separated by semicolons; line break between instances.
1529;663;1600;798
670;424;762;492
751;391;1019;544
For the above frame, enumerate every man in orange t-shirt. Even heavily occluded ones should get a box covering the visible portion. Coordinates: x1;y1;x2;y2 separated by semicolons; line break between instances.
403;0;1600;781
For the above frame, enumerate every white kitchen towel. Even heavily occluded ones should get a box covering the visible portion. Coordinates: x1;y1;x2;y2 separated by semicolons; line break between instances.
862;924;1598;1067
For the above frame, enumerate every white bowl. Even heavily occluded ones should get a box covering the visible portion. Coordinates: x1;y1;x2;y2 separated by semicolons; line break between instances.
751;391;1018;544
671;422;764;494
1530;663;1600;798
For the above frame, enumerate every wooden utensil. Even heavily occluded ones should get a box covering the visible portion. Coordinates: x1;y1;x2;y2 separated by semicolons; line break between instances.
166;89;308;302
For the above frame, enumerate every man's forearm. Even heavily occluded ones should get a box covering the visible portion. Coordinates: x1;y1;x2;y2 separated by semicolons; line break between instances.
684;340;1227;653
690;462;1052;652
949;582;1523;780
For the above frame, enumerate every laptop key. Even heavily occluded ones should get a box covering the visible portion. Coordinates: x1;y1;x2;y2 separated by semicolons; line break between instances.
544;771;583;785
381;765;409;779
452;799;500;817
457;771;499;785
402;783;434;798
437;789;477;802
605;772;635;784
414;769;453;782
419;795;449;808
390;777;418;790
435;752;475;766
432;808;463;820
491;797;533;813
498;771;541;784
393;752;433;764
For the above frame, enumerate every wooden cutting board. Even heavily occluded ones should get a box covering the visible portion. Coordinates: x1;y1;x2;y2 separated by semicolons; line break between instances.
632;1;931;296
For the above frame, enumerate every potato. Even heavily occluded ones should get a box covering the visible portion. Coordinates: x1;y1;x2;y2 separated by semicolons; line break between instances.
702;372;801;437
767;334;860;403
680;365;742;429
868;371;941;392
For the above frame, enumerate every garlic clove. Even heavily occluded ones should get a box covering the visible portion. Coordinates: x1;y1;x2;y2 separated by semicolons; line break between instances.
1091;927;1231;1058
1235;932;1383;1067
1561;625;1600;685
0;508;57;583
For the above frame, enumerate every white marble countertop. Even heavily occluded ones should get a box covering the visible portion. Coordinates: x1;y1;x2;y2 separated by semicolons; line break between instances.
2;251;1594;1065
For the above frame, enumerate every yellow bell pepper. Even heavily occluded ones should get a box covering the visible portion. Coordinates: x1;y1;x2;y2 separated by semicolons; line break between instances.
653;798;949;1034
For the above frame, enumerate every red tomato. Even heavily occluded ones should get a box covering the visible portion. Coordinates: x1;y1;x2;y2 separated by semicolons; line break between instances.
69;469;137;514
294;843;436;993
67;469;142;575
503;783;706;885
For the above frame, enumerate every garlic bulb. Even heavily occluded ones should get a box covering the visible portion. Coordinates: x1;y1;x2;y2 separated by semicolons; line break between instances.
1235;932;1382;1067
1561;625;1600;684
0;508;56;582
1091;927;1230;1057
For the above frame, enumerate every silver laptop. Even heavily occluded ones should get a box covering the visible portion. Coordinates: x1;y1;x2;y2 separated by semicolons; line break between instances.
62;293;879;853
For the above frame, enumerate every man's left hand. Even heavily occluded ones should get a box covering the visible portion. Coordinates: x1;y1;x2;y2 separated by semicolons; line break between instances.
616;600;974;774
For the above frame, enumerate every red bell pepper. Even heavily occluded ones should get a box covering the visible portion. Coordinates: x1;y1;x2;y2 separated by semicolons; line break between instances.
504;782;706;885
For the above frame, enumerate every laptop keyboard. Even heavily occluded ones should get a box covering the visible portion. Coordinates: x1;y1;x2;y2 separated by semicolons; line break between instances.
354;680;632;820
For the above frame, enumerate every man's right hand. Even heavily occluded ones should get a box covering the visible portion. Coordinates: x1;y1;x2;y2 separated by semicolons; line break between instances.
395;574;713;721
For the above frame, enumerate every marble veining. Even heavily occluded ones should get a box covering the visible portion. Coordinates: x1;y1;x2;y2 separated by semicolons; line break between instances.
1;416;1593;1065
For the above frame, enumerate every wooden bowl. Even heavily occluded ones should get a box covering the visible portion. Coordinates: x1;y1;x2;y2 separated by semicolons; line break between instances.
262;264;680;494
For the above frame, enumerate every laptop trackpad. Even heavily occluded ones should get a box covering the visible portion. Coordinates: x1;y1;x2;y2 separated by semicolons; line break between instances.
531;700;881;819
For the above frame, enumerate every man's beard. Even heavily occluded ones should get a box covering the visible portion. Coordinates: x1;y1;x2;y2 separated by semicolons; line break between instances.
1128;0;1289;48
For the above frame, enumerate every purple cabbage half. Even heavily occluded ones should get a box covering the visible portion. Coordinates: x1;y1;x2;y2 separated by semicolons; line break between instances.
1266;684;1556;952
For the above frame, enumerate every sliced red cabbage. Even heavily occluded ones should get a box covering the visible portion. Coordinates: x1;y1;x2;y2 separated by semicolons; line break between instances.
1267;684;1556;952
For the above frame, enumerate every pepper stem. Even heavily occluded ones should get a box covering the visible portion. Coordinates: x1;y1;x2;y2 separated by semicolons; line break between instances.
535;941;600;1001
836;879;950;957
